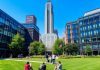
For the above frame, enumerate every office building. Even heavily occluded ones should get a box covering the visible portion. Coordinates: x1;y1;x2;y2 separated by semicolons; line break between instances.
26;15;37;25
65;21;79;44
65;8;100;55
0;9;40;57
0;9;26;57
23;15;39;46
23;23;39;42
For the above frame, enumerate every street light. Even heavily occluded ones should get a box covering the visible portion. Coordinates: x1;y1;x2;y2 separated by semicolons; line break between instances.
59;42;64;55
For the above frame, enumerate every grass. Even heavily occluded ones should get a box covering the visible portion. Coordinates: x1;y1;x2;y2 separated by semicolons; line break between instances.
0;58;100;70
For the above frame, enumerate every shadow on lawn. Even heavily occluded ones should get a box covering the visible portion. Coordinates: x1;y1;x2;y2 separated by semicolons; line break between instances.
63;69;66;70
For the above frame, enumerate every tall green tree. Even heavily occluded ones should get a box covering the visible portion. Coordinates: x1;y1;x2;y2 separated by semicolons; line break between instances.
29;41;46;55
9;33;25;57
84;45;92;56
52;39;64;55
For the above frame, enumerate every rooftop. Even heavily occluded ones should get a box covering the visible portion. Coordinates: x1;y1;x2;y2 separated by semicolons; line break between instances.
84;8;100;16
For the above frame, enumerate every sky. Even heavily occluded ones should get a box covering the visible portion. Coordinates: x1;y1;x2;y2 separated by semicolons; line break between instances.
0;0;100;38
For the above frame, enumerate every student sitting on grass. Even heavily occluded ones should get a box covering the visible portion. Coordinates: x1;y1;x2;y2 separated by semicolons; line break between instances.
39;62;46;70
24;62;33;70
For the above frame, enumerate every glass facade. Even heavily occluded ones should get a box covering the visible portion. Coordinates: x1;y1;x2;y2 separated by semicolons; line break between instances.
0;9;26;57
65;9;100;54
66;22;79;43
79;13;100;52
23;23;39;44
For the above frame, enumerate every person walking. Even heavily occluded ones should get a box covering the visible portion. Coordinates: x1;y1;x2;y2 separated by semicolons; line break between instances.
52;54;56;64
45;53;49;62
49;55;52;63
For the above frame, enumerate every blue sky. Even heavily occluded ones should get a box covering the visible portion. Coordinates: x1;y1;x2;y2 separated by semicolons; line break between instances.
0;0;100;37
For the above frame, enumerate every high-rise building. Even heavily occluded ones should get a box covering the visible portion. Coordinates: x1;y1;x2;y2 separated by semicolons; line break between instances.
45;0;54;34
23;15;39;46
41;0;57;52
26;15;37;25
65;8;100;55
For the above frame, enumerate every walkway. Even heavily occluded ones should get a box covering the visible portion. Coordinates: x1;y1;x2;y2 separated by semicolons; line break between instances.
4;59;52;64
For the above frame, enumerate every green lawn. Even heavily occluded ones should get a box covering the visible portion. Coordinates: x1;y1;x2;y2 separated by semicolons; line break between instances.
0;58;100;70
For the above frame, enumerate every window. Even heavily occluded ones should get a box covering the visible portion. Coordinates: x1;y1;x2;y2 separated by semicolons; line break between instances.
90;25;92;29
88;26;90;29
94;30;96;35
80;21;82;26
92;38;96;42
67;25;70;29
81;33;82;37
94;16;99;22
93;24;95;28
90;31;92;35
97;37;100;41
80;28;82;31
92;45;98;49
82;39;85;43
89;18;93;23
84;32;86;36
84;19;88;25
85;27;86;30
85;32;87;36
99;23;100;27
88;31;91;35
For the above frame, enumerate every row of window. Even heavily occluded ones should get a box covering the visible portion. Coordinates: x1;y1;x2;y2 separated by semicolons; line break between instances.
82;44;100;49
23;23;39;32
80;23;100;31
80;29;100;37
68;39;79;43
0;34;11;43
0;16;25;35
0;12;26;44
79;16;100;25
81;37;100;43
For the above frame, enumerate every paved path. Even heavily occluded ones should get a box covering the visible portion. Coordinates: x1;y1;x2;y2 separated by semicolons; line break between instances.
4;59;52;64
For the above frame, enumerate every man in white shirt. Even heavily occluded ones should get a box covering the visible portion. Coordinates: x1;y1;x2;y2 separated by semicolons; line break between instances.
52;54;56;64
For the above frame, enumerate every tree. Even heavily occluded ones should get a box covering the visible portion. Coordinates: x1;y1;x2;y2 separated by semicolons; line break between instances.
84;45;92;56
29;41;39;55
52;39;64;55
72;43;79;55
9;33;25;57
64;43;78;55
38;43;46;55
64;44;71;55
29;41;46;55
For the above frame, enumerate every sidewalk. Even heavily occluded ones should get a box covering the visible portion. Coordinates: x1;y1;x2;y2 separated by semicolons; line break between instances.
4;59;52;64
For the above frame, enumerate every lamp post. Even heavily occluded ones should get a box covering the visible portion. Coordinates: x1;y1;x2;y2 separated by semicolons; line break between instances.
62;43;64;55
59;42;64;55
